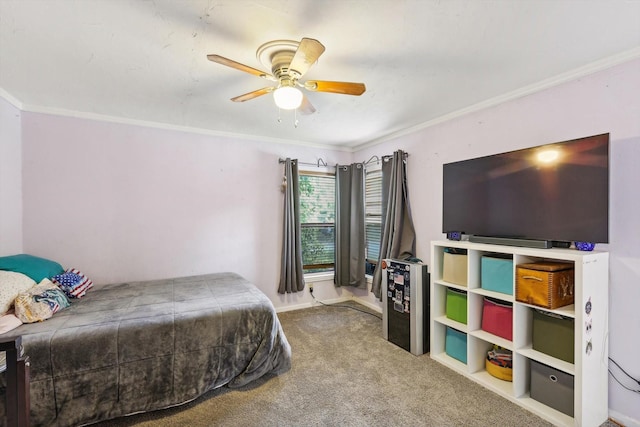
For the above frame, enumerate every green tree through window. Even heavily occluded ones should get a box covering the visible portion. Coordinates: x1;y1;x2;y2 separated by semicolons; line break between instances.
299;172;335;273
365;164;382;275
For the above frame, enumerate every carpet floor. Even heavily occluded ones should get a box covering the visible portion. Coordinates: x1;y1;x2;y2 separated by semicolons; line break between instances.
95;301;613;426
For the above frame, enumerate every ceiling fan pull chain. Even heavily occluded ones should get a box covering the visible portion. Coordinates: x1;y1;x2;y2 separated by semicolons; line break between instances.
277;108;282;123
294;108;299;128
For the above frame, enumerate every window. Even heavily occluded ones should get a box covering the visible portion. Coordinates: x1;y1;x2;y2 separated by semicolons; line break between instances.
299;171;335;273
365;163;383;275
298;164;381;276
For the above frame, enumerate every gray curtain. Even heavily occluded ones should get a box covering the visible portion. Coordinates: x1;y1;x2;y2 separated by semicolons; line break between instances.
371;150;416;299
279;158;305;294
334;163;367;289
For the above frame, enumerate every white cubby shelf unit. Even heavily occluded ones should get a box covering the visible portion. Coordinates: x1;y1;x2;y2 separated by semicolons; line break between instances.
430;240;609;427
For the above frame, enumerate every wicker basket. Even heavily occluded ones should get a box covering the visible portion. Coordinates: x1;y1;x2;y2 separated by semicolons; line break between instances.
486;359;513;381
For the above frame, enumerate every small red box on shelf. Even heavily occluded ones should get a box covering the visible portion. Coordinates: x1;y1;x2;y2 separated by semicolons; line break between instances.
481;297;513;341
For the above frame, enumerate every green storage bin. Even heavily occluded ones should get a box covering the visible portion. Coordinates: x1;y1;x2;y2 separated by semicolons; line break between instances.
446;287;467;324
532;309;575;363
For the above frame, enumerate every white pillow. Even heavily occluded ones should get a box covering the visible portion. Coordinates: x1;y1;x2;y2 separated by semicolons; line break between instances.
0;311;22;334
0;270;36;314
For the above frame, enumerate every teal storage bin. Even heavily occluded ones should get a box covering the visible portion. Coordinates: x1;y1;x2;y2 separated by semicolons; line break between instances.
481;255;513;295
445;326;467;364
445;288;467;324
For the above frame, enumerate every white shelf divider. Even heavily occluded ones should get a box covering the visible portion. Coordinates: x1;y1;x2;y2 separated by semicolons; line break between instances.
430;240;609;427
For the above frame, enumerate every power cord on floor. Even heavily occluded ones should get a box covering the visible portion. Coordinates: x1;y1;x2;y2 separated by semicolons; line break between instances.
608;357;640;394
309;287;382;320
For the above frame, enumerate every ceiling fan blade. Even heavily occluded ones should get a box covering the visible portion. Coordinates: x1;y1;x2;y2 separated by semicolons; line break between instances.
288;38;326;79
207;54;276;81
231;87;274;102
298;94;316;115
304;80;366;96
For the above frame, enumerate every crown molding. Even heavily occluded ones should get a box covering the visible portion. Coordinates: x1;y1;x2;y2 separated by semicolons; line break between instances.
3;47;639;154
352;47;640;152
0;95;352;152
0;88;23;110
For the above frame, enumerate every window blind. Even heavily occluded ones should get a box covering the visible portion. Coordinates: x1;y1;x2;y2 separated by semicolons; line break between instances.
365;165;382;268
299;172;335;272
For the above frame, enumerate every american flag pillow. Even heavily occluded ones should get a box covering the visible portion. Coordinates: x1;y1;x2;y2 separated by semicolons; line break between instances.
52;268;94;299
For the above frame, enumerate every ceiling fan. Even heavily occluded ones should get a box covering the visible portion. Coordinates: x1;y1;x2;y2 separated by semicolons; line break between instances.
207;37;366;114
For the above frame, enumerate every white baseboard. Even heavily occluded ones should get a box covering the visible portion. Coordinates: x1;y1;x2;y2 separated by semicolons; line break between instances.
351;296;383;314
275;302;314;313
275;295;382;315
609;410;640;427
311;296;353;306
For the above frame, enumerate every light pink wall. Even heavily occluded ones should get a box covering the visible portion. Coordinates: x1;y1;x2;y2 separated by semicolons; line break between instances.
356;58;640;424
13;57;640;423
20;114;352;308
0;97;23;255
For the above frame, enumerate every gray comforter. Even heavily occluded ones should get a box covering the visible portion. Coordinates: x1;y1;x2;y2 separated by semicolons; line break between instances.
1;272;291;426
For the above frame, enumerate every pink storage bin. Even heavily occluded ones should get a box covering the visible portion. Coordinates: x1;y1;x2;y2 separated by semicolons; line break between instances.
481;297;513;341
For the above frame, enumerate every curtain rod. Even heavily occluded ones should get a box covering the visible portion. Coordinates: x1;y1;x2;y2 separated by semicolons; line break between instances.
363;152;409;165
278;152;409;168
364;155;380;165
382;152;409;160
278;157;334;168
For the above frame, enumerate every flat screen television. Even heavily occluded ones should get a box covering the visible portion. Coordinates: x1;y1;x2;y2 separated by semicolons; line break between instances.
442;133;609;247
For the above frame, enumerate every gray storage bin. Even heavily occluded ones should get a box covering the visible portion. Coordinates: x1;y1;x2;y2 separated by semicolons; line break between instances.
530;359;574;417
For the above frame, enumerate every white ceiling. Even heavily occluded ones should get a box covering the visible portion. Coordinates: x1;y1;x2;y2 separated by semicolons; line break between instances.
1;0;639;149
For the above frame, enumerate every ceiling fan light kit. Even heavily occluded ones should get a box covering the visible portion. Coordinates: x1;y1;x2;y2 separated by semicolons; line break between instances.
207;37;366;123
273;85;303;110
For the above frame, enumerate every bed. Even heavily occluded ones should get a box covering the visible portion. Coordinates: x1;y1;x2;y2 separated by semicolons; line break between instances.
1;272;291;426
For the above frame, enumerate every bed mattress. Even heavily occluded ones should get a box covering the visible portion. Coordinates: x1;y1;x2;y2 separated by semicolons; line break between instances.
1;272;291;426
